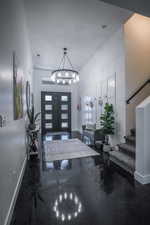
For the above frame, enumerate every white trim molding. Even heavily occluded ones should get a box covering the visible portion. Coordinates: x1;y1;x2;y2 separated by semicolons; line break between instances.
136;97;150;185
134;171;150;185
4;156;27;225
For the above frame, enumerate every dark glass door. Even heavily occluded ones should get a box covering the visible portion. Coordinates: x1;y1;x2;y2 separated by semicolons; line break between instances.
41;92;71;134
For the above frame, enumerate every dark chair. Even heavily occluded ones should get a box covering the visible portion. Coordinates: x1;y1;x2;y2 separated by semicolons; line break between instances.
94;129;105;153
82;124;105;147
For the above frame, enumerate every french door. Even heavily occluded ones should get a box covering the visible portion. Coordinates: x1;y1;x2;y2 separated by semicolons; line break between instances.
41;92;71;134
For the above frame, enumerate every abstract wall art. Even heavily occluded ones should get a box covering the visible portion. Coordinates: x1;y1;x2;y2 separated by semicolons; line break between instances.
13;52;24;120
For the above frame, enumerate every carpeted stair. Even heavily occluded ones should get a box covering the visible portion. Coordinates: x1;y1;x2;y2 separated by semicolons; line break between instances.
109;129;136;175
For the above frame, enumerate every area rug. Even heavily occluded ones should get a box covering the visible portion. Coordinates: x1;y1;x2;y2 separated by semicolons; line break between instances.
44;138;99;162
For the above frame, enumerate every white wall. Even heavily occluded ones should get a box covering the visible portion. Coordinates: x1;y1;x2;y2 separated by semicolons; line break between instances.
79;27;126;145
79;13;150;143
135;96;150;184
0;0;32;224
33;68;79;131
124;13;150;134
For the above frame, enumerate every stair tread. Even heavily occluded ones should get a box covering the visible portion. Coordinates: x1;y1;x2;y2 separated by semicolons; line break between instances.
119;143;135;153
110;150;135;169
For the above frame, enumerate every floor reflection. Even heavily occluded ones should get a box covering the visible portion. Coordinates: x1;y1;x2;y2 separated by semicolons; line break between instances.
44;132;70;142
11;132;146;225
45;159;72;170
53;192;83;222
29;159;45;209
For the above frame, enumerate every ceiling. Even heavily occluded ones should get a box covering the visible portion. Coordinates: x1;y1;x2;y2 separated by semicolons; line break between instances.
25;0;132;71
101;0;150;18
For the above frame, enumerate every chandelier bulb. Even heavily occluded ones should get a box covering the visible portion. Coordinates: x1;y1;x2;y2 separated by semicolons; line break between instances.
65;72;69;77
58;72;61;77
76;75;79;82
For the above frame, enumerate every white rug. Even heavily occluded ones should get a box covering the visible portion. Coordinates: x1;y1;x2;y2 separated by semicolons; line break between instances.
44;138;99;162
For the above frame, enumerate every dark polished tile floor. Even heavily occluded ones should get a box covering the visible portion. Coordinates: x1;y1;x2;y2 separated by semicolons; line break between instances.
10;132;150;225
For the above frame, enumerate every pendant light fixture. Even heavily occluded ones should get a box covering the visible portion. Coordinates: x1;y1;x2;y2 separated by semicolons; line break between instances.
51;48;79;85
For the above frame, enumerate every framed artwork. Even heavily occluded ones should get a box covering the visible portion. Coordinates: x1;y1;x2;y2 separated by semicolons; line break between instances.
101;80;108;113
99;74;116;114
13;52;24;120
107;73;116;107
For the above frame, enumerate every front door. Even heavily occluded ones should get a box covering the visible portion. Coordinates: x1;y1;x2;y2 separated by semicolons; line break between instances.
41;92;71;134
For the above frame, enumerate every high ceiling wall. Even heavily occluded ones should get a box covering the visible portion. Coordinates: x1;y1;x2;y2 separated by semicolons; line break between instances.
124;14;150;133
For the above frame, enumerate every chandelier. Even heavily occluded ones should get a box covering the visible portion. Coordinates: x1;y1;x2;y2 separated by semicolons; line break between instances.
51;48;79;85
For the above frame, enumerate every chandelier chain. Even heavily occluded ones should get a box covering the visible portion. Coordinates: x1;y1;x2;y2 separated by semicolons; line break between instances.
58;55;65;70
66;55;74;70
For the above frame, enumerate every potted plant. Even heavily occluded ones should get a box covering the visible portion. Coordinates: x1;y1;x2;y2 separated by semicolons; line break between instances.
26;81;40;156
26;94;40;130
26;81;40;131
100;103;115;145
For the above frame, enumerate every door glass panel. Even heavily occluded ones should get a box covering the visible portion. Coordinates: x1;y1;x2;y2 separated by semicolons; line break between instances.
45;114;52;120
61;96;68;101
61;105;68;110
61;113;68;119
45;95;52;101
45;105;52;110
45;123;52;128
61;122;68;128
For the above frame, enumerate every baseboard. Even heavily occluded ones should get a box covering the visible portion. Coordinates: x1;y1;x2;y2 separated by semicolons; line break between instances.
134;171;150;184
4;156;27;225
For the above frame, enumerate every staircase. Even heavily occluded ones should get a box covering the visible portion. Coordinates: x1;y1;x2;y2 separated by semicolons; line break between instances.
109;129;136;174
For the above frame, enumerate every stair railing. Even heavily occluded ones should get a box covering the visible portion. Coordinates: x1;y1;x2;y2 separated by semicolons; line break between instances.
126;79;150;104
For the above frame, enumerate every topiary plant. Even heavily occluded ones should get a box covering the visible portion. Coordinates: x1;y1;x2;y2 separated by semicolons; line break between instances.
100;103;115;144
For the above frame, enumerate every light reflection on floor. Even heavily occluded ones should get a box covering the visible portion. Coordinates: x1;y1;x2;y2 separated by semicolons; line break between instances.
44;132;71;170
53;192;82;222
45;132;70;141
45;159;72;170
61;134;69;140
45;136;53;141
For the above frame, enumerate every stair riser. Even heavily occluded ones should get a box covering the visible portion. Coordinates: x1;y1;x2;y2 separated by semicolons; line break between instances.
110;157;135;175
130;129;136;137
119;147;135;158
125;139;135;146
